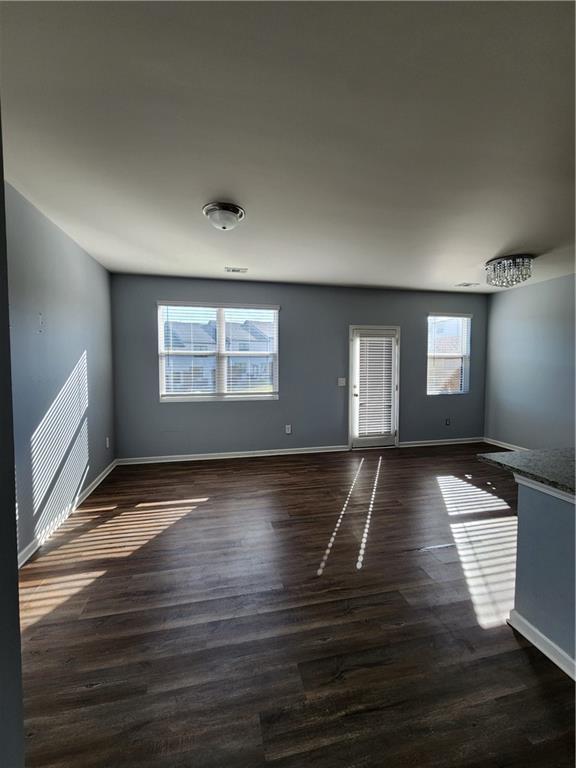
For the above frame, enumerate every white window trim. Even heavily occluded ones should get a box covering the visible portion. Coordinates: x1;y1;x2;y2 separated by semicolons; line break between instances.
160;393;279;403
157;300;280;310
428;312;474;318
426;314;472;396
158;302;280;403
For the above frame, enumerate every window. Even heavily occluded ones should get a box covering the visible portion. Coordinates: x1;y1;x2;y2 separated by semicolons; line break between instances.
427;315;471;395
158;304;279;401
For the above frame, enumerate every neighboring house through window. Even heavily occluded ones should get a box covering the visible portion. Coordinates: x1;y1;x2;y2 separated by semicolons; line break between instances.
158;303;279;401
427;314;471;395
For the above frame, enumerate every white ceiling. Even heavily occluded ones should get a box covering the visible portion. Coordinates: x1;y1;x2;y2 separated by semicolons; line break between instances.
0;2;574;292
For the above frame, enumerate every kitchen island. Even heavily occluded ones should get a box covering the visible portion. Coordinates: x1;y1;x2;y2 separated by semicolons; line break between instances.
479;448;575;679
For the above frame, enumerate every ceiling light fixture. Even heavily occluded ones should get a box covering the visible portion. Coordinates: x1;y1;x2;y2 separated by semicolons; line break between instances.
485;253;535;288
202;201;245;231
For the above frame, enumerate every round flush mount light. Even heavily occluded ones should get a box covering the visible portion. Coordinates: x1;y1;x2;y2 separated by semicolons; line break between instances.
485;253;536;288
202;202;245;231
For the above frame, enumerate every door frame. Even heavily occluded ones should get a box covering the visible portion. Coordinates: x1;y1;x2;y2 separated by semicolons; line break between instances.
348;325;401;450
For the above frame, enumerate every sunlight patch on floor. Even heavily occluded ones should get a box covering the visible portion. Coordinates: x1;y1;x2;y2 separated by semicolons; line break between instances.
136;498;209;507
317;459;364;576
19;570;106;628
437;475;510;515
450;516;517;629
33;503;203;566
356;456;382;570
19;497;211;626
77;505;118;513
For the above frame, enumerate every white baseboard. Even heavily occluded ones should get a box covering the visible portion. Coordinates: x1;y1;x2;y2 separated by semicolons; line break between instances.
120;438;518;464
115;444;349;466
398;437;484;448
482;437;528;452
17;538;39;568
76;460;118;506
18;460;117;568
508;609;575;680
398;437;529;452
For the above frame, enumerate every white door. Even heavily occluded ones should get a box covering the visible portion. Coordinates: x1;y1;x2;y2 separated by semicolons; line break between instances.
350;326;399;448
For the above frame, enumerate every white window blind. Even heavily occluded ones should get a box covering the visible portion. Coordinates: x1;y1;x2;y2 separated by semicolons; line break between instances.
158;304;279;400
427;315;471;395
358;336;394;437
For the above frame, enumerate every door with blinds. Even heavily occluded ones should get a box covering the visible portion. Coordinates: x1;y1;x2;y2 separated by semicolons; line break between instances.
350;327;399;448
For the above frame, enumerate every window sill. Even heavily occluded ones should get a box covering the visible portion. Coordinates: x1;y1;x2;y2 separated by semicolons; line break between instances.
426;391;470;396
160;394;279;403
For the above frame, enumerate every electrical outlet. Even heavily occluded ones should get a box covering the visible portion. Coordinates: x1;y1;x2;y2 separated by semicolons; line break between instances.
285;424;292;435
445;418;451;426
106;436;110;449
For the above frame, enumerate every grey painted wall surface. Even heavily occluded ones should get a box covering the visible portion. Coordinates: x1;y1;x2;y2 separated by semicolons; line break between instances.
6;184;114;557
485;275;575;449
0;141;24;767
112;275;487;458
515;484;575;659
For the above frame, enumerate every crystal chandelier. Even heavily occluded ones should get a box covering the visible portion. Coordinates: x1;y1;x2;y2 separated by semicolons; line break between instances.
485;254;535;288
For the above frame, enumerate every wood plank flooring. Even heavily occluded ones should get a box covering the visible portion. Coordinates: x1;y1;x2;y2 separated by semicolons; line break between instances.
19;443;574;767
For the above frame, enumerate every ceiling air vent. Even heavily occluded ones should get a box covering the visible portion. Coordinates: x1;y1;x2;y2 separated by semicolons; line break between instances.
225;266;248;274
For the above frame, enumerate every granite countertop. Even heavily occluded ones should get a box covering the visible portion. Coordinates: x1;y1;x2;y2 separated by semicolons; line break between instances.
478;448;575;495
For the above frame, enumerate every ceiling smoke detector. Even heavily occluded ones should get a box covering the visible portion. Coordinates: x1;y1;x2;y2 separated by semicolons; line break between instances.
202;202;245;231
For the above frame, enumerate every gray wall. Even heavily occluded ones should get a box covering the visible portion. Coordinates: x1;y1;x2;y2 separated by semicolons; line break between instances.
112;274;488;458
515;484;575;660
485;274;575;449
0;137;24;768
6;184;114;558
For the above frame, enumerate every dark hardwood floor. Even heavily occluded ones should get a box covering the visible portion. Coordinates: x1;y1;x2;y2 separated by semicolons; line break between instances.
19;443;574;767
